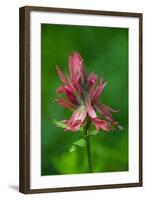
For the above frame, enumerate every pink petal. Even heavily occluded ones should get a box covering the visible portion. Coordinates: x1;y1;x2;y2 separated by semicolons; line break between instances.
99;103;118;113
56;99;76;111
68;53;83;81
92;118;110;132
65;121;82;132
56;85;79;105
69;106;86;123
68;53;84;95
91;79;107;103
67;79;79;95
65;106;87;131
96;102;118;121
86;101;110;132
68;54;74;81
56;65;68;84
65;86;79;105
73;52;83;76
88;73;97;86
88;81;96;101
56;86;65;94
86;101;97;119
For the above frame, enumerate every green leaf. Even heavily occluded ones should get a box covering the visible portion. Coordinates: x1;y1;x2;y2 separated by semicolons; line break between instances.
53;120;67;129
74;138;86;147
89;130;98;136
69;145;77;152
69;138;86;153
117;125;124;131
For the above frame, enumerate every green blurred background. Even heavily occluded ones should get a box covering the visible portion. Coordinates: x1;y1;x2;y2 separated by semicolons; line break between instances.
41;24;128;176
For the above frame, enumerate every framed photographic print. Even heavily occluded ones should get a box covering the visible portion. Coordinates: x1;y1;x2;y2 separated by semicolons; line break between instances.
19;6;143;194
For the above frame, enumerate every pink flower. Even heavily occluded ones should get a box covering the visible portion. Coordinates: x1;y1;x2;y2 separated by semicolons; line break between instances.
55;52;119;132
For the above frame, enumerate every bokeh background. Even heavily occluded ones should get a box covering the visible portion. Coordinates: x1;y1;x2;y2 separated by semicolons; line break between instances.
41;24;128;176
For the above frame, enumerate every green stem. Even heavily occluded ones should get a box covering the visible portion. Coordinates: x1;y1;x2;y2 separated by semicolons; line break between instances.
85;135;92;173
84;122;92;173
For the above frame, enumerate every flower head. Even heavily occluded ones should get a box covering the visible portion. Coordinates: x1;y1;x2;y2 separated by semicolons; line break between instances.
55;52;120;133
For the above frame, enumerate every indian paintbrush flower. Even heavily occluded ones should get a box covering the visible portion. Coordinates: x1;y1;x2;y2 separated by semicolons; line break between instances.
54;52;121;173
55;52;119;133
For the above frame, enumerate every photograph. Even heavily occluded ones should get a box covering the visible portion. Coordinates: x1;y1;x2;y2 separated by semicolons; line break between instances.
41;24;128;176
